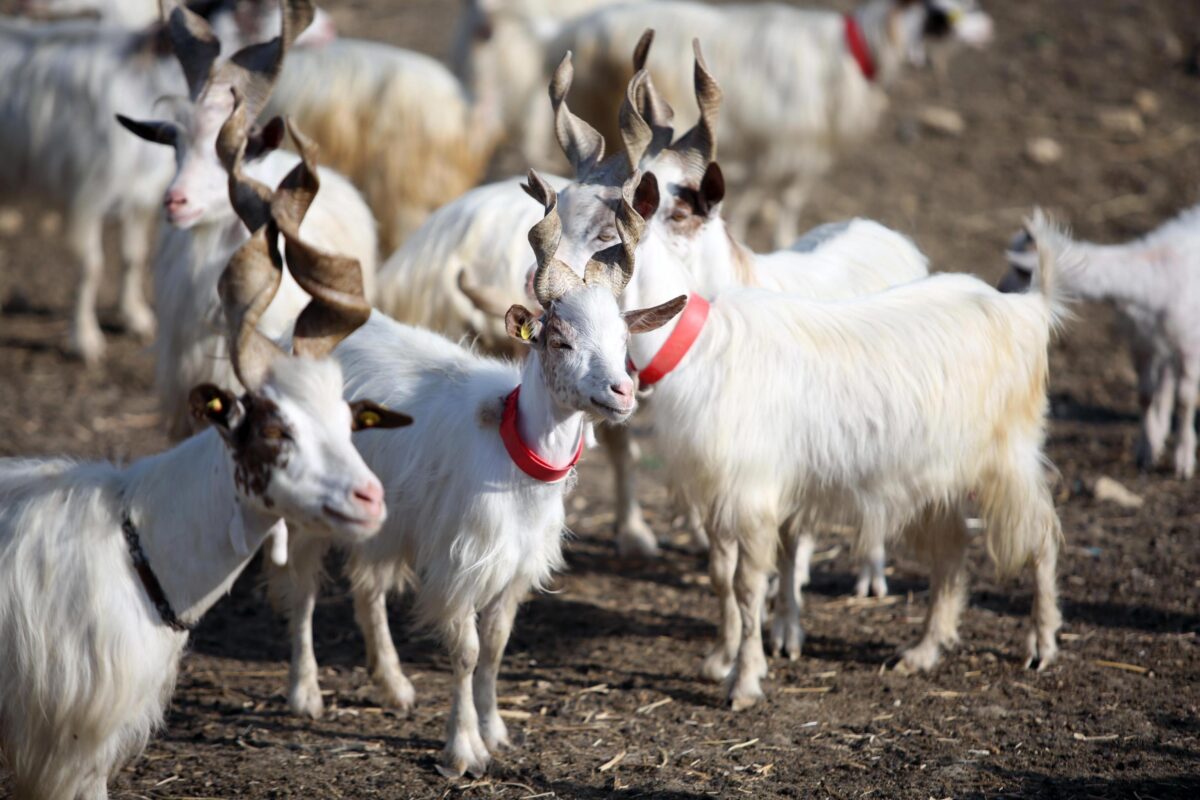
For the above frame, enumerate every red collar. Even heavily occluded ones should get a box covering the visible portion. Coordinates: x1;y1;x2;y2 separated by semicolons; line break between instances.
629;293;710;388
844;14;877;82
500;386;584;483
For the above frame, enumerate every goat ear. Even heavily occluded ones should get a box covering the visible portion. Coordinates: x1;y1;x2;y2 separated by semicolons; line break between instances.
244;116;286;161
624;294;687;334
695;162;725;217
115;115;177;146
189;384;245;436
633;172;661;221
350;400;413;431
505;305;543;345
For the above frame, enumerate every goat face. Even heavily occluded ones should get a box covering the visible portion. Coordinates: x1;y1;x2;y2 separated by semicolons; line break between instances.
190;357;410;541
893;0;994;66
507;287;638;422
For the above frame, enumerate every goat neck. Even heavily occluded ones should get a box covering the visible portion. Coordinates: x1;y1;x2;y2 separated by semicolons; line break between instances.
515;346;587;469
119;430;282;628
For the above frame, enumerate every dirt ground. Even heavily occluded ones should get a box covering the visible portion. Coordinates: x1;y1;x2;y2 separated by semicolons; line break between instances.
2;0;1200;798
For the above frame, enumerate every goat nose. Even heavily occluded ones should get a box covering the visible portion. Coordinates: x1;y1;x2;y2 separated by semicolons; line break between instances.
163;190;187;210
611;380;634;399
352;480;384;519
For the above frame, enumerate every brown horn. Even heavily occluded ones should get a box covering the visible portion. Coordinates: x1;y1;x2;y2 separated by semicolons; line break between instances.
525;170;584;307
218;227;286;390
620;70;654;174
549;52;606;178
629;29;675;157
582;173;645;297
163;0;220;100
217;89;275;232
210;0;314;121
270;122;370;359
670;39;722;173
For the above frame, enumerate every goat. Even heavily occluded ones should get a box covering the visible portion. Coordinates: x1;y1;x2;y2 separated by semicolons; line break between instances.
374;173;569;357
0;117;410;800
449;0;639;166
118;0;377;439
601;154;1065;707
264;37;500;255
16;0;338;42
0;0;334;364
1000;206;1200;479
517;0;992;245
271;168;683;778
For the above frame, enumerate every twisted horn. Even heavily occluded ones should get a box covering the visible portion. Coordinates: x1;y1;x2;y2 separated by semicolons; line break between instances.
271;123;370;359
217;89;275;232
620;70;654;174
581;174;645;297
218;227;286;390
163;0;220;100
549;52;606;178
629;29;675;157
669;39;722;174
210;0;314;121
524;170;584;307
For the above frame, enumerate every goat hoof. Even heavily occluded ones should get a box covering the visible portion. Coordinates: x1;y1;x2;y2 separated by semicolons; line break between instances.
68;325;105;367
482;714;511;751
289;682;325;720
897;643;940;674
438;736;488;780
701;652;734;682
616;521;659;558
727;681;764;712
1173;448;1195;480
374;671;415;711
119;304;156;341
770;617;804;661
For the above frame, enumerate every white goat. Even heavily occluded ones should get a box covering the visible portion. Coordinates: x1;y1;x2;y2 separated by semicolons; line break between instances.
272;171;683;778
0;129;408;800
0;0;333;364
16;0;338;41
264;37;500;254
527;0;992;245
374;173;569;356
118;0;377;439
1001;206;1200;479
450;0;639;165
603;164;1065;707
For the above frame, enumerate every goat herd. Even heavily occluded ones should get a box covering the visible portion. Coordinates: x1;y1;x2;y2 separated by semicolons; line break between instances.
0;0;1196;797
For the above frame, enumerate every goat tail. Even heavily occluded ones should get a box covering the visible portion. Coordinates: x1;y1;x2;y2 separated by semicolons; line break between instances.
1025;207;1072;327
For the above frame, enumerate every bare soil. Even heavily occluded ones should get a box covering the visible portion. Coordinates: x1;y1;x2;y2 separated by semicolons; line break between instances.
2;0;1199;798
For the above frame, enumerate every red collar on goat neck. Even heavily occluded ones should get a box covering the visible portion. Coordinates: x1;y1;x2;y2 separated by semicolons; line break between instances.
630;293;710;388
844;14;877;81
500;386;584;483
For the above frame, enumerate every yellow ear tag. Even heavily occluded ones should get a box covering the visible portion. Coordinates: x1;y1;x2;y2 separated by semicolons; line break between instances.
948;8;964;23
359;410;380;428
520;322;532;341
206;397;223;414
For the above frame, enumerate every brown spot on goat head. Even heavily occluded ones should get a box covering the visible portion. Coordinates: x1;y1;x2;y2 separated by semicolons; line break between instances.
230;394;292;500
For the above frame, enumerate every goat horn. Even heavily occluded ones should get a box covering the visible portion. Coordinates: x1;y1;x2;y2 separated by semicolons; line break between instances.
629;29;675;157
217;89;275;232
670;38;722;173
525;169;584;307
270;123;370;359
218;227;286;390
210;0;314;122
620;71;655;174
163;0;220;100
582;173;644;297
549;52;606;179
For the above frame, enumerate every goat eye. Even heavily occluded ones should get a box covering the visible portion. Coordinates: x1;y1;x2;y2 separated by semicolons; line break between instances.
670;209;689;222
597;229;617;244
260;425;289;441
551;339;573;351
